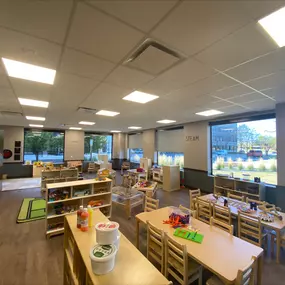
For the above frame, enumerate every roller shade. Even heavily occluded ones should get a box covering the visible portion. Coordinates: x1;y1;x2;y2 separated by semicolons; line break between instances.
157;128;184;152
128;133;143;149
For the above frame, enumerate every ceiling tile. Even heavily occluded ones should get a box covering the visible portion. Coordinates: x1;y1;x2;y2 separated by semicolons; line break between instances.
225;47;285;82
87;0;178;32
217;105;250;114
22;106;47;117
67;3;144;63
60;48;115;81
195;22;277;71
245;98;276;111
104;66;153;89
263;88;285;103
0;0;73;44
0;27;61;69
0;88;21;111
227;92;268;104
212;84;254;100
0;75;10;88
151;1;252;56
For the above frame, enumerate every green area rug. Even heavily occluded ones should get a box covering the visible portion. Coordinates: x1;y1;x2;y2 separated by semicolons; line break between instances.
17;198;46;223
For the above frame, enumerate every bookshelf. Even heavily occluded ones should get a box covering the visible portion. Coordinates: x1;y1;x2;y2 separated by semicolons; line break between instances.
46;179;112;238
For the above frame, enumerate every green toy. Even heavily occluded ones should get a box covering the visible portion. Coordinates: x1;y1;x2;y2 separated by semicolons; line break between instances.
173;228;204;244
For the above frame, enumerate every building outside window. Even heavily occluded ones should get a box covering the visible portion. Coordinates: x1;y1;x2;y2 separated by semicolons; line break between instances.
129;148;143;163
84;134;112;161
24;130;64;163
211;117;277;184
158;152;184;169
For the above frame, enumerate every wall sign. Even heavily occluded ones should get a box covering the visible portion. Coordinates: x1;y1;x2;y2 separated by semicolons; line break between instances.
185;135;200;142
3;149;13;159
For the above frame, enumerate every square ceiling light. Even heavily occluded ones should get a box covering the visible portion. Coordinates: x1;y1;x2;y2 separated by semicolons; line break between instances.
29;124;43;128
19;98;49;108
2;58;56;85
258;6;285;47
79;121;95;125
123;91;159;104
26;116;45;121
96;110;120;117
110;130;121;133
195;110;224;117
69;127;82;130
128;126;142;130
157;119;176;124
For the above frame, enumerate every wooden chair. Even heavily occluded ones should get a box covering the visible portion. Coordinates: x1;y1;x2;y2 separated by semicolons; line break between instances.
145;196;159;212
238;212;264;247
206;256;256;285
88;162;96;173
246;197;265;206
212;203;231;225
146;220;165;273
164;232;202;285
210;217;233;235
196;198;212;224
179;205;197;219
227;192;244;202
189;189;201;210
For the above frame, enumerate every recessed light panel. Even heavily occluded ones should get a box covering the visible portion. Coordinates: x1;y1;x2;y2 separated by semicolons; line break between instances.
258;6;285;47
110;130;121;133
96;110;120;117
79;121;95;125
2;58;56;85
128;126;142;130
123;91;159;104
29;124;43;128
195;110;224;117
19;98;49;108
157;119;176;124
26;116;46;121
69;127;82;130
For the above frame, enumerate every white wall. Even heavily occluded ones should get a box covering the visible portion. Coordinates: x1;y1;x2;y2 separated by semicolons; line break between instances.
2;126;24;163
64;130;84;161
184;121;209;171
142;129;155;161
276;103;285;186
113;133;127;159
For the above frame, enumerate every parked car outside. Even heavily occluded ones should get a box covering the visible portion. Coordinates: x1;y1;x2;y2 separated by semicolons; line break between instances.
247;149;263;157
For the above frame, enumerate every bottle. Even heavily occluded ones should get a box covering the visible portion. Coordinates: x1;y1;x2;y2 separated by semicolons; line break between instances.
87;205;93;228
81;208;89;232
77;205;83;229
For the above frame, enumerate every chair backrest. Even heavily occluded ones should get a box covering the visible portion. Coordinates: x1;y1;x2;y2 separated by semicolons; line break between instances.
189;189;201;210
145;196;159;212
235;256;256;285
88;162;95;169
212;203;231;225
210;217;234;235
238;212;262;247
146;220;164;273
196;198;212;224
179;205;197;219
245;197;265;206
122;161;130;168
228;192;244;202
164;232;188;285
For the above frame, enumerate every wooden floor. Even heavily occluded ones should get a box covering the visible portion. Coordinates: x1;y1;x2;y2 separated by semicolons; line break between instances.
0;176;285;285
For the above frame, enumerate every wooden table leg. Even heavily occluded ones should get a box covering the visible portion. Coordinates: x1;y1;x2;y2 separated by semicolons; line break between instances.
257;254;263;285
276;229;281;263
126;199;131;219
136;218;140;249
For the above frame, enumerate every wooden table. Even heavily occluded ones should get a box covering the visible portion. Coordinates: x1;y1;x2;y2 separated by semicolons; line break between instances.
132;181;158;197
200;193;285;263
64;210;170;285
136;207;264;285
127;169;147;181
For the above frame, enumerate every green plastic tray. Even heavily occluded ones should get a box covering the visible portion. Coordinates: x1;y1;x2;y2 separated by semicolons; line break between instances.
173;228;204;244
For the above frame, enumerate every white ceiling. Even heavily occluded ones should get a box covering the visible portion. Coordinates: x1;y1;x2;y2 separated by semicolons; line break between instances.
0;0;284;132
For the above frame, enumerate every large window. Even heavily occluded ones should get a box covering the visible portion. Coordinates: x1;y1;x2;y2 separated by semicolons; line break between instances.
211;116;277;184
158;152;184;169
129;148;143;163
24;130;64;163
84;134;113;161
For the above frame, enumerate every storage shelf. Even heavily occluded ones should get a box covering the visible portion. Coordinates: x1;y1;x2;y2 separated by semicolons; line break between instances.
47;211;76;219
47;227;64;235
65;249;79;285
48;192;111;204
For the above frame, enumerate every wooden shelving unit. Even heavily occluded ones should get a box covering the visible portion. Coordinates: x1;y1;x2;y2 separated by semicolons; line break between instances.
214;176;266;201
41;169;78;191
46;179;112;238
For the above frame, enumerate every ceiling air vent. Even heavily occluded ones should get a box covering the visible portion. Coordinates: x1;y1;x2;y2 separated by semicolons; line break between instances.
77;107;97;114
0;111;23;117
124;39;185;76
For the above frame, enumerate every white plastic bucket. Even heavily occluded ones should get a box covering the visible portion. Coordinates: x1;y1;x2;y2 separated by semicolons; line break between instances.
114;233;121;250
90;244;117;275
95;221;119;245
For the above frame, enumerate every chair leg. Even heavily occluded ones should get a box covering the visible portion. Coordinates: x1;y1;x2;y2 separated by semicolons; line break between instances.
198;267;202;285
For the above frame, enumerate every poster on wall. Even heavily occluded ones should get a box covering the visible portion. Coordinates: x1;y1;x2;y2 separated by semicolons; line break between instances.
3;149;12;159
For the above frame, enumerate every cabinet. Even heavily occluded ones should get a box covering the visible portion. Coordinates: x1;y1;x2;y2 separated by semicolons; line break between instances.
163;165;180;191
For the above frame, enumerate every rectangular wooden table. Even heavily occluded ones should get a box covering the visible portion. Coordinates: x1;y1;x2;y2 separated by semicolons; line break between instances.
64;210;170;285
132;181;158;197
199;193;285;263
136;207;264;285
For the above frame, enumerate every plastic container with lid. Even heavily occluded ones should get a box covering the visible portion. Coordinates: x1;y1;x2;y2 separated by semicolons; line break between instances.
95;221;119;245
90;244;117;275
